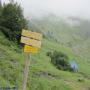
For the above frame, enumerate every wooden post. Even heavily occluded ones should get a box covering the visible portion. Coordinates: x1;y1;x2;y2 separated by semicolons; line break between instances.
22;53;31;90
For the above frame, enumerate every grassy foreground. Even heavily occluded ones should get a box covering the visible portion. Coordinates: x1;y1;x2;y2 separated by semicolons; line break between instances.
0;31;90;90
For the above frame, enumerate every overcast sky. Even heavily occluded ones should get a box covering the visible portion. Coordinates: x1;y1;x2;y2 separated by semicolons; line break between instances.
2;0;90;19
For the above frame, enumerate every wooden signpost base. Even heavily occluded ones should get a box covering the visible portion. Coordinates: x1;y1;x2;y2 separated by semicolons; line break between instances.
22;53;31;90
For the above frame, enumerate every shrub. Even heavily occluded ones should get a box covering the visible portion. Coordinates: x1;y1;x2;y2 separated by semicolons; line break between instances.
78;77;84;82
46;51;52;57
47;51;71;71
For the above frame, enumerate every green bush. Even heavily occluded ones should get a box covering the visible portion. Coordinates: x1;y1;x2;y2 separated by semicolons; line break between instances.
47;51;71;71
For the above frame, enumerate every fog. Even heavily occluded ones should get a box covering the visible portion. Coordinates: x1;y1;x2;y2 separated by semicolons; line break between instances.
2;0;90;19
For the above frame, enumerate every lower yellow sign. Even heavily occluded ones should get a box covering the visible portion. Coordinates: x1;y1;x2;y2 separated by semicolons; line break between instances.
24;45;38;54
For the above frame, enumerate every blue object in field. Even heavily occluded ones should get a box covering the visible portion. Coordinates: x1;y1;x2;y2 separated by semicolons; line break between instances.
70;61;78;72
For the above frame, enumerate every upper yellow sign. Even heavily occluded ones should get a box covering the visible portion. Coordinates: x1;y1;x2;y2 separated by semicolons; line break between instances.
22;29;42;41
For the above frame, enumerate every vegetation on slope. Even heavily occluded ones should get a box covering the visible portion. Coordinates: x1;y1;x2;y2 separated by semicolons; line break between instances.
0;30;90;90
0;1;90;90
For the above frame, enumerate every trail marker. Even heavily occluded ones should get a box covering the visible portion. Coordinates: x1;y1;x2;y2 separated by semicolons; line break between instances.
21;29;42;90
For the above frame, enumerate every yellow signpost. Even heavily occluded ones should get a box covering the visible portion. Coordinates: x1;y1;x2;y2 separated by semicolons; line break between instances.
21;29;42;90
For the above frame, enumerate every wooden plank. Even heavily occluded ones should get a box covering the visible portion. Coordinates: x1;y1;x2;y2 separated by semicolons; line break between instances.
24;45;38;53
22;29;42;41
21;36;41;48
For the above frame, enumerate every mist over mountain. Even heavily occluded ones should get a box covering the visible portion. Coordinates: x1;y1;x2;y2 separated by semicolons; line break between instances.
29;14;90;39
28;14;90;61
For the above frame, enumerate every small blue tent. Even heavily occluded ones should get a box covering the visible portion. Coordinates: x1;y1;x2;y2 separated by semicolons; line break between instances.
70;61;78;72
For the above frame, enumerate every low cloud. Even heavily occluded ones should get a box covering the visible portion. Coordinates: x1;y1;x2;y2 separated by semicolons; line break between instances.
2;0;90;19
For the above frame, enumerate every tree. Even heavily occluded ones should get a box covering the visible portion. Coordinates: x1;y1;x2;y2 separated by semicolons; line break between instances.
1;1;27;43
0;0;3;24
0;0;2;9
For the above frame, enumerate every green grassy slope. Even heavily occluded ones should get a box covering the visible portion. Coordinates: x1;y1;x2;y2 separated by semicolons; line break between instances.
0;16;90;90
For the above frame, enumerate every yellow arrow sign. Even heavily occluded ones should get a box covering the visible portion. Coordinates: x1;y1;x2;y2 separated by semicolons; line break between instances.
24;45;38;53
21;36;41;48
22;29;42;41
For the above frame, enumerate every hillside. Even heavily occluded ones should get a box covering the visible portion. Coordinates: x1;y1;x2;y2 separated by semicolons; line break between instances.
0;15;90;90
29;15;90;61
